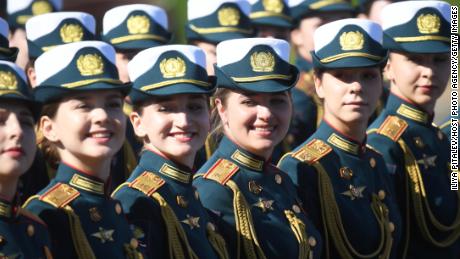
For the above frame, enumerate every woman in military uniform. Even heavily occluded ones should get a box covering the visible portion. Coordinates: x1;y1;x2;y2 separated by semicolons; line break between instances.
22;41;142;258
278;19;402;259
0;61;53;258
193;38;322;259
367;1;460;258
112;45;229;259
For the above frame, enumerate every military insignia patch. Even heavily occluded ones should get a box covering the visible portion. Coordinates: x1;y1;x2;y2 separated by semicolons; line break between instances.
341;185;366;200
32;1;52;15
159;57;186;78
129;171;165;196
0;71;18;90
250;51;275;72
262;0;283;13
203;159;239;185
417;13;441;34
377;116;408;141
218;7;240;26
127;15;150;34
293;139;332;164
181;214;200;229
89;207;102;222
60;24;84;43
40;183;80;208
77;54;104;76
248;180;263;194
340;31;364;51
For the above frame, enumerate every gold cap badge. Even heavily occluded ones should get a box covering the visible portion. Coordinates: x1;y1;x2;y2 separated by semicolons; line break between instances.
0;71;18;90
77;54;104;76
32;1;52;15
159;57;186;78
127;15;151;34
417;13;441;34
263;0;283;13
218;7;240;26
250;51;275;72
340;31;365;51
60;24;84;43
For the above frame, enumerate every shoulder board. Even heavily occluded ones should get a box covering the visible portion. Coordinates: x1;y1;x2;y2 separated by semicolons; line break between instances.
18;208;46;226
203;159;239;185
377;115;408;141
39;183;80;208
129;171;165;196
292;139;332;164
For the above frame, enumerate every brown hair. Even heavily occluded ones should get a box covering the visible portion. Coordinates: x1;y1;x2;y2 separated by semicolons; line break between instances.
37;101;61;170
209;88;232;144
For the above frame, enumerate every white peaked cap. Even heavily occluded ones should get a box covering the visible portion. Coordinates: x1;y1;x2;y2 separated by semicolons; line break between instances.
216;37;290;66
26;12;96;41
380;0;450;30
103;4;169;34
187;0;251;21
314;18;382;51
35;41;116;85
128;44;206;81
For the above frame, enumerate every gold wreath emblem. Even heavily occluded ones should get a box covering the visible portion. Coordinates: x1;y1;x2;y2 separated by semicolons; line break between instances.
60;24;84;43
339;31;364;51
127;15;150;34
218;7;240;26
77;54;104;76
417;13;441;34
0;71;18;90
32;1;53;15
159;57;186;78
250;52;275;72
263;0;283;13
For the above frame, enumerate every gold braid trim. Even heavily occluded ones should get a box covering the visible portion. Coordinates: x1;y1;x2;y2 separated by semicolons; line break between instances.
398;139;460;247
124;244;144;259
313;162;393;259
151;192;199;259
63;206;96;259
284;210;313;259
207;226;230;259
226;180;266;259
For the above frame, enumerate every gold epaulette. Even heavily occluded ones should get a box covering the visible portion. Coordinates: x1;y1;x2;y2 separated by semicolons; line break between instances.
292;139;332;164
18;208;46;225
39;183;80;208
377;115;408;142
129;171;165;196
203;159;239;185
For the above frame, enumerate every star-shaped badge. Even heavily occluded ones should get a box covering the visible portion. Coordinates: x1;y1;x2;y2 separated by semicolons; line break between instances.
253;198;275;212
181;214;200;229
341;185;366;200
91;227;115;243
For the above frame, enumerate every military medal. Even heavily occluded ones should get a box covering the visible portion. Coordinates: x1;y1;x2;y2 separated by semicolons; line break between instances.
248;180;263;194
176;195;189;208
417;154;437;170
341;185;366;200
89;207;102;222
91;227;115;243
253;198;274;212
181;214;200;229
339;167;353;180
414;137;425;148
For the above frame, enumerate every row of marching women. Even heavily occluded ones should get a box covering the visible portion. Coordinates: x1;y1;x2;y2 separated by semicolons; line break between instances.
0;0;458;258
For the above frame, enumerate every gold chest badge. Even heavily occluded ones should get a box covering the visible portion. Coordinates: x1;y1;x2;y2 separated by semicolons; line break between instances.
250;51;275;72
218;7;240;26
160;57;186;78
417;13;441;34
263;0;283;13
127;15;151;34
340;31;364;51
0;71;18;90
77;54;104;76
60;24;84;43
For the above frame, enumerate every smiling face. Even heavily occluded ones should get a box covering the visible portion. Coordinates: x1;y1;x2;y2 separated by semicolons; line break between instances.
130;94;210;167
216;90;292;160
40;90;126;167
315;67;382;130
386;52;450;113
0;101;36;178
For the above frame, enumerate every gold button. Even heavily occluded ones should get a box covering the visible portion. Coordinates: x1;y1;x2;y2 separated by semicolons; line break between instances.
27;224;35;237
130;238;138;249
388;222;395;233
275;174;282;184
0;235;5;245
194;190;200;200
292;204;301;213
369;158;376;168
115;203;122;215
378;190;386;200
308;237;317;247
437;131;444;140
207;222;216;232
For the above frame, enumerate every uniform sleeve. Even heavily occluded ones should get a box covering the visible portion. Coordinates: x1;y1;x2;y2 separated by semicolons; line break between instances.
113;187;167;258
24;198;78;258
193;177;240;259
